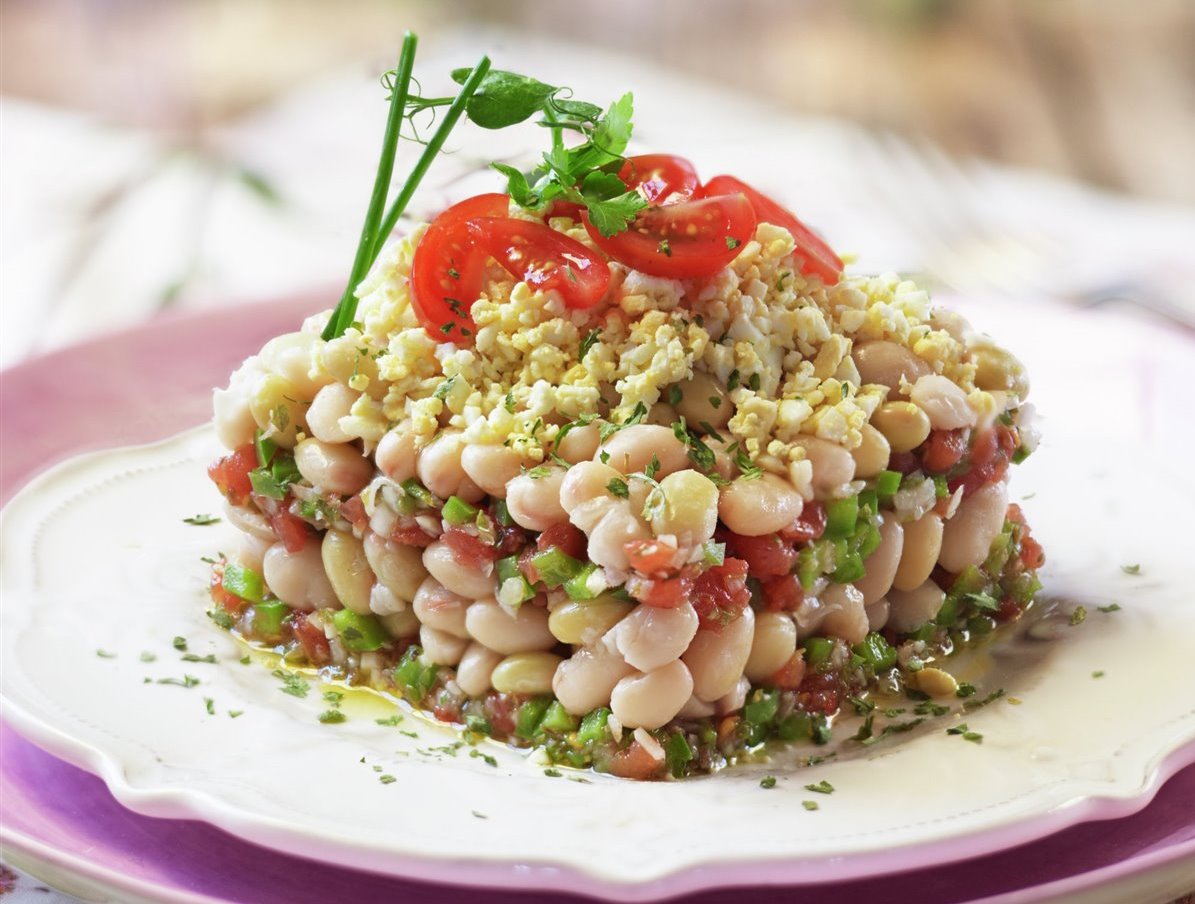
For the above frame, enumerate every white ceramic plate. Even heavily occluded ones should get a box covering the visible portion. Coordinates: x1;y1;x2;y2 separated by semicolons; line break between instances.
2;298;1194;900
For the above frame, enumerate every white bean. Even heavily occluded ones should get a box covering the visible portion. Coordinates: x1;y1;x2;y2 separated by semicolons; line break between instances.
650;470;719;546
560;460;623;514
852;340;930;392
232;532;273;574
321;530;374;615
259;331;323;398
894;512;943;591
376;428;418;482
673;372;731;429
791;436;857;498
866;598;890;631
369;582;406;616
212;362;262;449
263;538;338;611
715;676;750;716
464;599;556;654
553;645;635;715
422;541;494;601
416;432;484;503
419;624;468;666
854;514;904;605
745;612;798;682
818;583;869;644
683;606;755;702
548;595;633;646
294;438;373;496
379;607;420;639
554;422;600;464
677;695;717;719
223;501;276;542
505;468;569;531
490;652;563;695
910;374;977;431
249;373;305;449
939;481;1008;572
363;532;427;602
455;642;502;696
718;473;804;536
885;579;946;633
585;501;652;570
460;444;525;497
610;660;694;729
850;424;891;479
306;383;358;444
597;425;688;477
604;602;699;672
412;576;471;639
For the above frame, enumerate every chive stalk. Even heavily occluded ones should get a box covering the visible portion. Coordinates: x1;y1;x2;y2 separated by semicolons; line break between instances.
323;32;418;340
368;54;494;261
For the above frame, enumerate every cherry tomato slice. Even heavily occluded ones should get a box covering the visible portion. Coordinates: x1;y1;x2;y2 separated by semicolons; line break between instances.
618;154;700;205
701;175;842;285
583;193;757;279
466;217;611;309
410;193;509;344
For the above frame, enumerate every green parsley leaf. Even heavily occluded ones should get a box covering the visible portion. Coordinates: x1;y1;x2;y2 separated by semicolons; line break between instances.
579;328;602;360
1070;606;1087;626
804;780;835;794
759;775;777;789
802;800;819;811
1120;563;1141;575
272;668;310;698
607;478;630;498
172;636;188;651
1097;603;1122;613
183;514;221;526
450;67;557;129
96;649;116;659
318;709;347;724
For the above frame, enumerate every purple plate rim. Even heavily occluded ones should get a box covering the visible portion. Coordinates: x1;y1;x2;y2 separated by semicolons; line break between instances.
2;295;1195;901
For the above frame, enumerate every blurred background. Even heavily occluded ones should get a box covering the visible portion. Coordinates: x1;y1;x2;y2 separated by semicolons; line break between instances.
3;0;1195;364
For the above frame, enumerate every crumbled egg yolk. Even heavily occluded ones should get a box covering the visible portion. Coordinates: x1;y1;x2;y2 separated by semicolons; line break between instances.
306;215;993;462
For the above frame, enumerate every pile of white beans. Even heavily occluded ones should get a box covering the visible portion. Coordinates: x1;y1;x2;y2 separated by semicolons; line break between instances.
213;326;1030;735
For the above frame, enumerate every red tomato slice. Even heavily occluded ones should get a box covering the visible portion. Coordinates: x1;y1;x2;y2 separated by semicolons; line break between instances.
701;175;842;285
624;538;681;575
583;194;757;279
618;154;699;205
269;505;311;553
466;217;610;309
410;193;509;344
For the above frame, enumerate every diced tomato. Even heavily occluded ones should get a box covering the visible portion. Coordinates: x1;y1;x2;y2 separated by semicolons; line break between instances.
390;522;436;547
443;528;498;567
209;566;247;614
207;444;258;506
780;501;827;544
583;193;757;279
291;613;332;666
607;741;665;780
949;425;1021;496
432;694;462;723
996;597;1023;623
410;193;510;344
629;572;695;609
618;154;700;205
467;217;611;309
338;495;368;530
270;504;312;553
725;532;798;578
701;174;842;285
921;428;969;474
761;573;805;612
483;694;518;736
493;517;527;557
691;558;752;629
518;544;542;585
797;669;840;716
768;652;808;690
624;538;680;576
536;523;587;561
887;451;920;475
1019;534;1045;570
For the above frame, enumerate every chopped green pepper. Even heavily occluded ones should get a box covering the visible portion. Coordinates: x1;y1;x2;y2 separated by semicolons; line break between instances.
577;707;610;745
332;609;389;652
825;496;859;539
564;562;602;600
253;599;288;635
663;731;694;778
803;637;834;671
531;548;585;588
540;700;579;733
515;696;552;739
441;495;479;525
222;562;265;603
875;469;902;497
853;631;898;671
